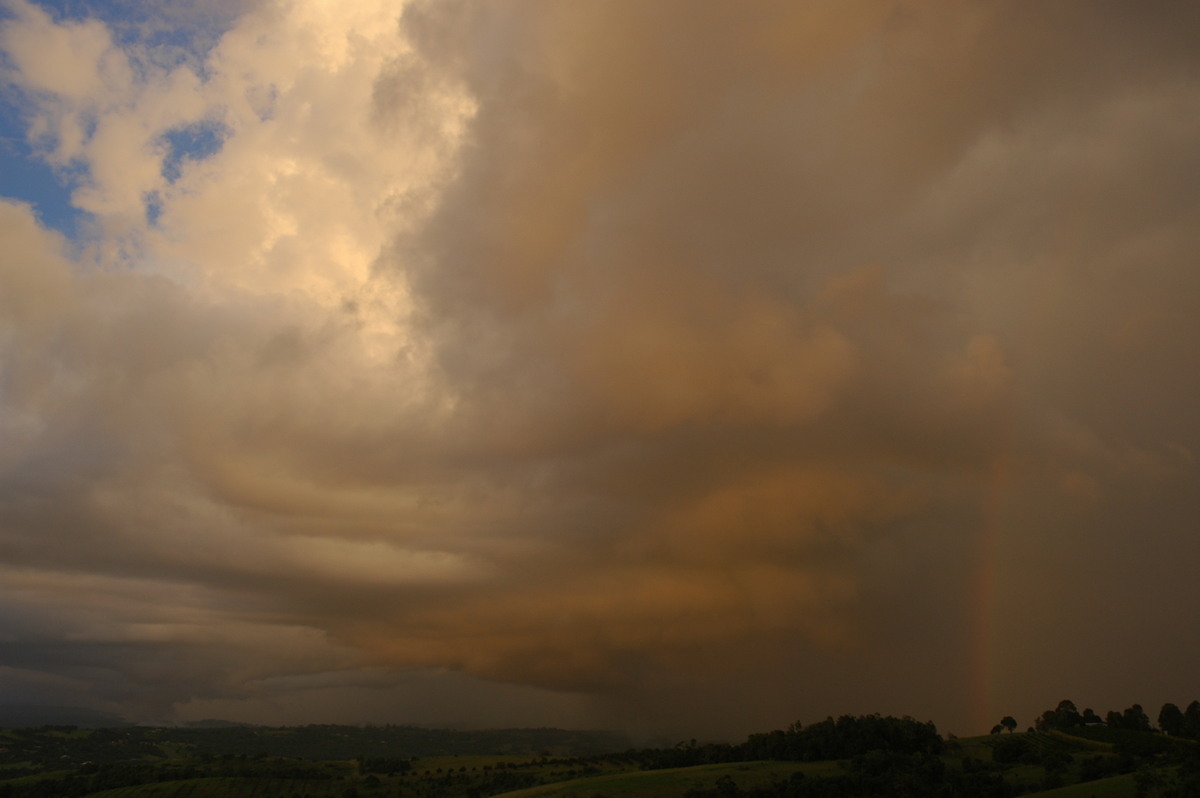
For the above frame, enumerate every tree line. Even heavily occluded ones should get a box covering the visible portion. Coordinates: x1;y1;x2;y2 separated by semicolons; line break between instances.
621;714;943;771
995;699;1200;736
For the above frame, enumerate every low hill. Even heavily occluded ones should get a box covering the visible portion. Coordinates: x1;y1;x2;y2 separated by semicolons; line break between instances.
0;704;131;729
2;715;1197;797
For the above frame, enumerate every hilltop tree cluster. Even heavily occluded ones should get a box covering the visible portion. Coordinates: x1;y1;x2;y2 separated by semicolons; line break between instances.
742;715;943;761
1155;703;1200;738
628;714;943;771
1027;699;1200;737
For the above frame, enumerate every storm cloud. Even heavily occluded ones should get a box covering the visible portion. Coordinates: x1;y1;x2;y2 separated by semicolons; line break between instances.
1;0;1198;738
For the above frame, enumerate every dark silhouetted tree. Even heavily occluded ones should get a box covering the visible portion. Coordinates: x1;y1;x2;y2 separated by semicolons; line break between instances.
1185;701;1200;738
1160;703;1185;736
1123;704;1151;732
1037;700;1083;730
1001;716;1017;733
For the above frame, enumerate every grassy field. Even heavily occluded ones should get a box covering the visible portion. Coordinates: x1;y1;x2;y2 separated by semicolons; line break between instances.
1044;730;1115;752
0;721;1192;798
78;763;1149;798
410;753;543;772
88;778;359;797
493;760;842;798
1025;772;1138;798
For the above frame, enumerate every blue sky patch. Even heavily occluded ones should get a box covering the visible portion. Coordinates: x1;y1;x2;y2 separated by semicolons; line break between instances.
27;0;236;59
143;188;162;227
0;2;244;239
159;120;229;183
0;102;86;238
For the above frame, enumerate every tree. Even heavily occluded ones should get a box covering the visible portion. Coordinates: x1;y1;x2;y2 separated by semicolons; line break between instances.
1185;701;1200;738
1159;703;1185;736
1056;700;1082;727
990;724;1004;735
1122;704;1151;732
1001;716;1017;734
1036;700;1082;731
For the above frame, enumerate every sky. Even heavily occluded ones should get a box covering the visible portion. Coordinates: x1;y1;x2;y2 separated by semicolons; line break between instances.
0;0;1198;740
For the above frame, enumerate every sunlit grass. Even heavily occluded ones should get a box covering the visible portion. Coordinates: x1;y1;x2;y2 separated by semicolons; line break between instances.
494;760;842;798
1025;772;1138;798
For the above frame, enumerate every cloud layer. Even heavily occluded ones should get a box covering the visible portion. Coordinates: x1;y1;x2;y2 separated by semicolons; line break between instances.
1;0;1198;737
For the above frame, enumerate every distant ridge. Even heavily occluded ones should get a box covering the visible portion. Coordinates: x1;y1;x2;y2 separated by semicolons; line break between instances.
0;704;131;728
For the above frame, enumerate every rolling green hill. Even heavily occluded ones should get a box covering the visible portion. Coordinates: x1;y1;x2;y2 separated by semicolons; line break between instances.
1;710;1196;798
492;760;843;798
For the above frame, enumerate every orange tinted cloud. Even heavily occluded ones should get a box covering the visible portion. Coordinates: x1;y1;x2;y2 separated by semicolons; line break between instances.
1;0;1198;737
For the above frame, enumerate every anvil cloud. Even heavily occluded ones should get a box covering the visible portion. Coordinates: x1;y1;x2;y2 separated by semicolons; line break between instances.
1;0;1198;738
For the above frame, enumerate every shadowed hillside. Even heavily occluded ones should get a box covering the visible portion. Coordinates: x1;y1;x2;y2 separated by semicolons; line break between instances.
1;701;1197;797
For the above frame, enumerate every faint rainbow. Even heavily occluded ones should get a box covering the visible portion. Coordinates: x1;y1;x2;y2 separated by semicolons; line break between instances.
970;452;1010;733
968;364;1022;734
970;215;1081;733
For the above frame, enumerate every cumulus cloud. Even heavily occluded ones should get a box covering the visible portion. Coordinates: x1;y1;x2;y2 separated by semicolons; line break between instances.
1;0;1198;737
